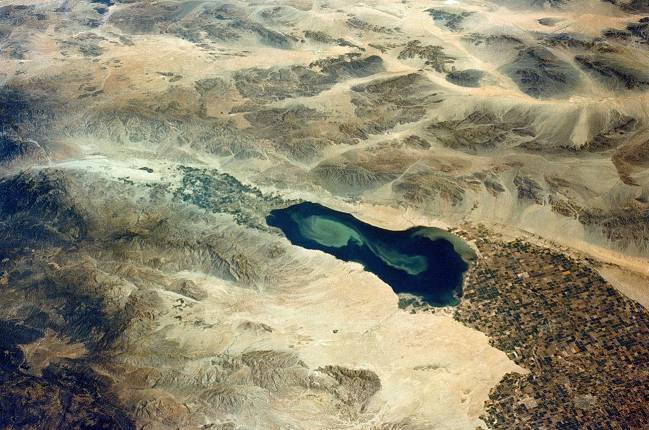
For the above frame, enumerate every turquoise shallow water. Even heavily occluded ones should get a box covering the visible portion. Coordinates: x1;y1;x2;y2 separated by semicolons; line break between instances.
267;202;474;306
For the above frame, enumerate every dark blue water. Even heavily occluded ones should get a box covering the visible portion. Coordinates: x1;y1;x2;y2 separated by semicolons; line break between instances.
266;202;473;306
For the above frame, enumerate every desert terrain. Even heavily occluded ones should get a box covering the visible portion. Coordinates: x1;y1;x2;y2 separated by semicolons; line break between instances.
1;0;648;428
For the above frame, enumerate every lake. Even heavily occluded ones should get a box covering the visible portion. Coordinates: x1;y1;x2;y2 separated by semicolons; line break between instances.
266;202;475;306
